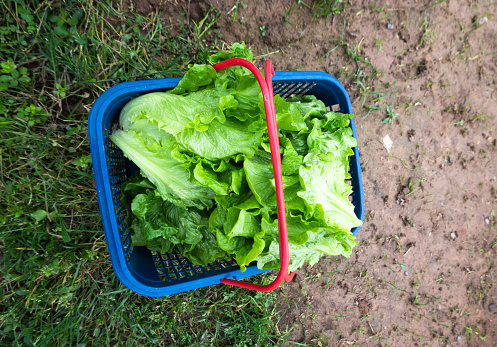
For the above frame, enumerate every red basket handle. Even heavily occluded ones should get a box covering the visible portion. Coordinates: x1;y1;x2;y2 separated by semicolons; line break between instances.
212;58;295;292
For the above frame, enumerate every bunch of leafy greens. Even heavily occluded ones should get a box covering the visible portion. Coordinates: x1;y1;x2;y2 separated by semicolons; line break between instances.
111;42;362;273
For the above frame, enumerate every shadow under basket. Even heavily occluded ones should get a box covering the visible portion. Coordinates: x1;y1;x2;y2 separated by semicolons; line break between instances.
88;71;365;297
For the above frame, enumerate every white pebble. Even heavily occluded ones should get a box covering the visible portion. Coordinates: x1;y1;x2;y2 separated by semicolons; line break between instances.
382;134;393;153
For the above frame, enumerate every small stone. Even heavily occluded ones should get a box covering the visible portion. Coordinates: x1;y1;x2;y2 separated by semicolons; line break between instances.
325;329;332;334
485;218;490;225
479;16;488;25
489;303;496;312
429;262;437;268
329;59;335;67
457;335;462;342
382;134;393;153
387;23;394;30
404;271;408;276
450;232;457;240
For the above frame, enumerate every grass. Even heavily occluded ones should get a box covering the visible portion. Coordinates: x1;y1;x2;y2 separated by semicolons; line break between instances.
311;0;349;18
322;20;397;123
417;16;436;50
0;1;286;345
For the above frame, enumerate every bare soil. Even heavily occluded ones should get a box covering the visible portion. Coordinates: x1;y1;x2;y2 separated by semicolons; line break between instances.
135;0;497;345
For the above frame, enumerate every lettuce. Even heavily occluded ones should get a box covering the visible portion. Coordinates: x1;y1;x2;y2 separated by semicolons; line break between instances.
111;42;362;273
298;153;361;230
110;128;215;210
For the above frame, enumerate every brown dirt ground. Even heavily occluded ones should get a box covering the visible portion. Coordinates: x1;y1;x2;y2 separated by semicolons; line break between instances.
135;0;497;345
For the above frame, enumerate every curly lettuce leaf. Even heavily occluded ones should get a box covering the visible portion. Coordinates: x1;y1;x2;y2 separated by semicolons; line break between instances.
110;129;215;209
243;151;274;206
256;228;358;273
180;225;229;266
175;118;263;160
119;92;225;134
280;135;304;176
130;193;180;253
286;95;327;119
307;123;357;178
298;152;362;230
210;41;253;64
169;64;218;95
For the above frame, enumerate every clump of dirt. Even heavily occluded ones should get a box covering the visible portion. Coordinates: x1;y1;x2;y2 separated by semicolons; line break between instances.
355;296;372;315
396;180;412;206
133;0;210;24
407;129;416;142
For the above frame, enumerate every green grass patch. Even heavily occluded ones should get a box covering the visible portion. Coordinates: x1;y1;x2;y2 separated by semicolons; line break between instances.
0;0;288;345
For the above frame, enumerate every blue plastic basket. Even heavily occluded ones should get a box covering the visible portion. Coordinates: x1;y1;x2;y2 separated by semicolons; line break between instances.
88;71;365;297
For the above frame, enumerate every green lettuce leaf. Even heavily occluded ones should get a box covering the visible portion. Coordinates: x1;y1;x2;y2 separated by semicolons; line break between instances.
130;193;179;253
182;226;229;266
111;129;215;209
256;228;358;273
169;64;218;95
258;94;308;132
210;41;253;64
175;118;263;160
309;111;354;131
243;151;274;206
119;92;225;134
286;95;327;119
280;135;304;176
307;123;357;178
298;152;362;230
193;161;230;195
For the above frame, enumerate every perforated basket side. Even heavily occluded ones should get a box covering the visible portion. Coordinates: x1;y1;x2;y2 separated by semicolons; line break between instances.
273;82;317;98
103;129;133;261
152;251;239;282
